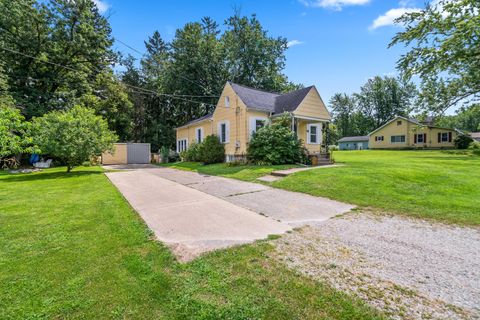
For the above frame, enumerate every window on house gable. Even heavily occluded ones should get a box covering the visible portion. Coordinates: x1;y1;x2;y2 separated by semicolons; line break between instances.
397;120;402;126
218;121;229;143
225;96;230;108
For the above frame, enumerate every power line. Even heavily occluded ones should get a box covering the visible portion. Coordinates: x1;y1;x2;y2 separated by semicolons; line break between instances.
0;45;219;102
115;38;144;56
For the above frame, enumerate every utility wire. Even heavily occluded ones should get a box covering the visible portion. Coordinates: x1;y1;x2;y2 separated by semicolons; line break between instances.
0;46;219;104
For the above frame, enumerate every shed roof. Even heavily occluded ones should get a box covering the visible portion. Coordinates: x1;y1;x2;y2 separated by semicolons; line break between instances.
338;136;369;142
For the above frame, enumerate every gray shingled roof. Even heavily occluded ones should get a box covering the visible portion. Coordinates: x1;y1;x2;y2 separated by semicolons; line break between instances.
338;136;369;142
229;82;313;114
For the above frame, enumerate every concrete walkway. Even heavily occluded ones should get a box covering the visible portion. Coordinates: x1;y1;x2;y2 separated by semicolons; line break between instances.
105;165;354;260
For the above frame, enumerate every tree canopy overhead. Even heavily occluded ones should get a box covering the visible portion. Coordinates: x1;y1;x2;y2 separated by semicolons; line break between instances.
390;0;480;114
0;0;114;117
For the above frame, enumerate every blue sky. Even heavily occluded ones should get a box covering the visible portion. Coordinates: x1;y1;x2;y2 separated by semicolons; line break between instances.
95;0;431;110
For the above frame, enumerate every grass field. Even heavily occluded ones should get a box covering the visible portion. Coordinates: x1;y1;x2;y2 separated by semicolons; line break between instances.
164;150;480;225
0;167;381;319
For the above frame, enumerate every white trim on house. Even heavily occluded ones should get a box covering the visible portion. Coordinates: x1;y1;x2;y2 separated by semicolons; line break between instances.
177;138;188;152
248;116;269;138
195;127;204;143
217;120;230;143
307;123;321;144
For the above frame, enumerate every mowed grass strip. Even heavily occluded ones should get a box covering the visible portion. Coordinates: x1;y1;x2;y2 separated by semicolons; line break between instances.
159;161;299;182
0;167;382;319
273;150;480;225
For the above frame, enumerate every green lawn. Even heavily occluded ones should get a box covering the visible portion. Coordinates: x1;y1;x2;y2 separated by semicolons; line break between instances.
163;150;480;225
159;161;299;182
275;150;480;225
0;167;381;319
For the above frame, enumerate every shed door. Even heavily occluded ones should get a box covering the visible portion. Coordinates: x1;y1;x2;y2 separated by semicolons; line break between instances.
127;143;150;164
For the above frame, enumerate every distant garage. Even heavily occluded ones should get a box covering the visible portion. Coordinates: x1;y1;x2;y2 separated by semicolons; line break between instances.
102;143;151;165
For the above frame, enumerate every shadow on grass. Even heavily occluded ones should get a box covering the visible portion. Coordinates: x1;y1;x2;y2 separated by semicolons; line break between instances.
2;170;102;183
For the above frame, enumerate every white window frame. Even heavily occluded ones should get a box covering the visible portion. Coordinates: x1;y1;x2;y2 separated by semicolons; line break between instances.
441;132;449;142
177;138;188;152
307;123;321;144
195;127;204;143
390;135;406;143
249;116;268;139
375;136;384;142
416;133;424;143
217;120;230;144
225;96;230;108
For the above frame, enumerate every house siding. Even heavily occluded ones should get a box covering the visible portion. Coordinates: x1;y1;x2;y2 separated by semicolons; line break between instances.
369;117;457;149
298;120;322;154
293;87;331;120
175;119;213;151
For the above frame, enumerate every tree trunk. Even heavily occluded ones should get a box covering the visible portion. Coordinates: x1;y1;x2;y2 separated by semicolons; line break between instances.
67;165;72;173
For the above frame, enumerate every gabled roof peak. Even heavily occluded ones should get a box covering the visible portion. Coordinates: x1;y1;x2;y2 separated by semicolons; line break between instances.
228;81;314;113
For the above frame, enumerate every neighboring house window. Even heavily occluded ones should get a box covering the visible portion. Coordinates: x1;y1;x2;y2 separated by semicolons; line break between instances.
195;127;204;143
397;120;402;126
249;116;268;138
415;133;426;144
390;135;406;143
225;96;230;108
375;136;384;142
218;121;229;143
177;139;188;152
438;132;452;143
307;124;321;144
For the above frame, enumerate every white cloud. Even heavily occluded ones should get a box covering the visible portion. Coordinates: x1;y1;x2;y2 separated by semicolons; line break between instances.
369;7;421;30
287;40;304;47
299;0;371;10
93;0;110;14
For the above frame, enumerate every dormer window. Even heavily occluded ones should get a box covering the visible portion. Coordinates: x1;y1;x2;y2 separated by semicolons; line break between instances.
225;96;230;108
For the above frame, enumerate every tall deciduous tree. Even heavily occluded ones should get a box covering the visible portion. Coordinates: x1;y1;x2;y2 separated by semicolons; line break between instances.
355;76;415;129
222;14;293;92
0;0;114;117
390;0;480;114
437;104;480;132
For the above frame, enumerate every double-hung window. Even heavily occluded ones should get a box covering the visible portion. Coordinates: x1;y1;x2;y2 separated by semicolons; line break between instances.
195;127;204;143
218;121;229;143
441;132;449;142
307;124;321;144
177;139;188;152
375;136;384;142
415;133;426;144
249;117;268;138
390;135;406;143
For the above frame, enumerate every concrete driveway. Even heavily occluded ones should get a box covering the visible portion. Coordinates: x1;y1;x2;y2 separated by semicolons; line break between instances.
105;165;354;260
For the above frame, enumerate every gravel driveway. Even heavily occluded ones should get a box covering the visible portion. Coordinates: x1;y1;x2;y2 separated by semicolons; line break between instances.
274;212;480;319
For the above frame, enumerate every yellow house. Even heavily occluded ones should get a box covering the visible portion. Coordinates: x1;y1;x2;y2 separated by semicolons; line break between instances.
175;82;331;161
369;116;458;149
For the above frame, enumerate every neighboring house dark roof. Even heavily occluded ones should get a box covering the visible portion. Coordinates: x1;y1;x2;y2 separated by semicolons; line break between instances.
470;132;480;141
229;82;314;114
338;136;369;142
177;113;213;129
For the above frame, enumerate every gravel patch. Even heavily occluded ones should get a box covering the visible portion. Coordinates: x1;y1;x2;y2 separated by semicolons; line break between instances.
273;212;480;319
